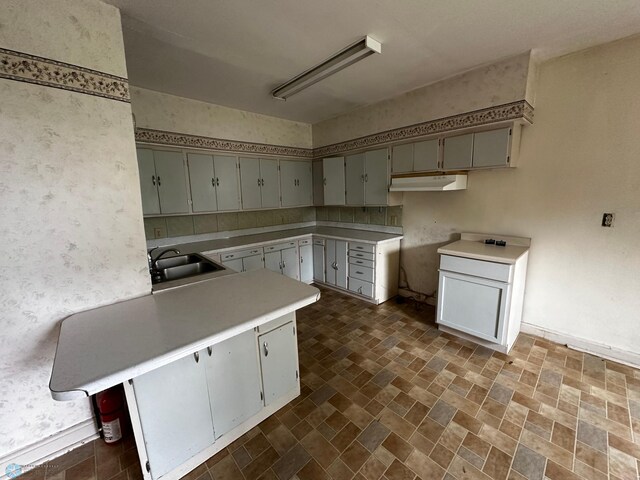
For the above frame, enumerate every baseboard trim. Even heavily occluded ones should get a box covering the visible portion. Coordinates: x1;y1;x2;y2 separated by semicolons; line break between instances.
520;323;640;368
0;419;99;480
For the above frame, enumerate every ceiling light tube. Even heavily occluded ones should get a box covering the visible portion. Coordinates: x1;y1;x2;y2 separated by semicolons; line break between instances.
271;35;382;100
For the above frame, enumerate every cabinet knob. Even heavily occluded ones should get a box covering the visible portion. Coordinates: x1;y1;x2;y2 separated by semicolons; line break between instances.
194;351;200;363
211;178;215;187
365;173;368;182
358;286;363;294
263;342;269;357
152;175;156;186
323;178;327;185
207;346;213;356
257;178;261;186
157;176;162;186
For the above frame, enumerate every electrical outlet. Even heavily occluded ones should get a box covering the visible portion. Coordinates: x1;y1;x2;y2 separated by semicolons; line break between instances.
153;227;163;238
601;213;614;227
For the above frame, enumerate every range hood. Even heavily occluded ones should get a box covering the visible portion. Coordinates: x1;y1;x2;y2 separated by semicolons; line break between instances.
389;174;467;192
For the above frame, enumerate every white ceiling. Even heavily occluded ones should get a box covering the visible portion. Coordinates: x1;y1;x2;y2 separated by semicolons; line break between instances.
105;0;640;124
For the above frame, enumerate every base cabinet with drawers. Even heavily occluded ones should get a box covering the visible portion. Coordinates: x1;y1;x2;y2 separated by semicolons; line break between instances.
124;313;299;480
219;248;264;273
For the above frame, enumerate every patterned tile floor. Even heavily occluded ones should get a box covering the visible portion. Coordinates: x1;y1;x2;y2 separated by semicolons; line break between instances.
26;287;640;480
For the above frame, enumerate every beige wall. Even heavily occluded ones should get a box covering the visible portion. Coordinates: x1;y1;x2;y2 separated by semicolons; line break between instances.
131;87;313;148
397;35;640;356
313;52;533;148
0;0;150;459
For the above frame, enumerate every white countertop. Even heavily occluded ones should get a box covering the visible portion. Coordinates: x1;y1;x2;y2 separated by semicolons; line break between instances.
163;226;403;255
438;240;529;264
50;269;320;401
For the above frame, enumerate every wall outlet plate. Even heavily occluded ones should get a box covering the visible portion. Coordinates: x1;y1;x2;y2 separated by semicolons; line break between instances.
602;213;614;227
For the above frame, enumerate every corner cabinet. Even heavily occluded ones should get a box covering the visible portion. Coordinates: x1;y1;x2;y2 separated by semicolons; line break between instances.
124;313;300;480
137;148;190;215
280;160;313;207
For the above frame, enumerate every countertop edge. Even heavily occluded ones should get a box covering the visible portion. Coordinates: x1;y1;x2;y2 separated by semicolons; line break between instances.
437;248;529;264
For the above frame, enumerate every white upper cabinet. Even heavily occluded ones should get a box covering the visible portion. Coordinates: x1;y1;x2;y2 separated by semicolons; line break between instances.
346;149;389;206
472;127;512;168
345;153;365;206
188;154;240;213
364;148;389;205
280;160;312;207
442;133;474;170
137;148;161;215
188;153;218;212
322;156;346;205
312;161;324;206
414;139;440;171
239;157;280;210
392;139;439;174
137;149;189;215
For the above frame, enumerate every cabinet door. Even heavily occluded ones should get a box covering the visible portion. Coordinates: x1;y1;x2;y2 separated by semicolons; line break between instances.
188;153;217;212
279;160;298;207
437;271;507;343
264;251;282;274
205;330;263;439
136;148;160;215
297;161;313;206
221;257;243;272
154;150;189;214
442;133;473;170
391;144;413;173
335;240;348;289
260;159;280;208
132;352;214;479
312;243;325;282
472;128;511;168
345;153;365;205
243;254;264;272
312;161;324;206
299;244;313;283
239;157;262;210
414;139;439;171
281;247;299;280
323;157;346;205
325;239;336;285
213;155;240;211
259;322;298;406
364;148;388;205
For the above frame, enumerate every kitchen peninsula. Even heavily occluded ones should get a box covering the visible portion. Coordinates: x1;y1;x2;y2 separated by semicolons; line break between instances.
50;269;319;480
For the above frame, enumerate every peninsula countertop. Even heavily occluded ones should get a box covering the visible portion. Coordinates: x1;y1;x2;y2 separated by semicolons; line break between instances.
154;226;403;255
50;269;320;401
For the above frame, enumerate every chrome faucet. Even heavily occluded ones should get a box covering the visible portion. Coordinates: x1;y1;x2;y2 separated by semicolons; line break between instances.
147;247;181;271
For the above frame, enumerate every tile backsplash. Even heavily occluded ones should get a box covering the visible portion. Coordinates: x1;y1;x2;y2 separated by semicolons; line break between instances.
144;206;402;240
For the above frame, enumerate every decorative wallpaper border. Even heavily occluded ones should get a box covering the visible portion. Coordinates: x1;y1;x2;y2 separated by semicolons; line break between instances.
135;100;533;159
0;48;130;102
314;100;534;157
135;128;314;158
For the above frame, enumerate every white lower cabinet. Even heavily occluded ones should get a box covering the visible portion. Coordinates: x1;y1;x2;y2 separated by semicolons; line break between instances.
324;239;348;289
125;314;300;480
220;248;264;273
298;240;313;284
264;242;299;280
130;351;214;480
205;330;263;438
258;321;298;407
312;239;325;283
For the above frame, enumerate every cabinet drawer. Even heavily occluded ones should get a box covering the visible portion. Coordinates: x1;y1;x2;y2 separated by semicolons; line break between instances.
440;254;512;283
348;277;374;298
264;241;297;252
349;242;375;253
348;250;374;262
313;239;325;246
221;247;263;261
348;257;374;269
298;238;311;246
349;265;374;283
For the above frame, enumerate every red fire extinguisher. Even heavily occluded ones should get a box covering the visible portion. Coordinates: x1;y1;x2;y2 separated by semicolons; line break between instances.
96;385;129;444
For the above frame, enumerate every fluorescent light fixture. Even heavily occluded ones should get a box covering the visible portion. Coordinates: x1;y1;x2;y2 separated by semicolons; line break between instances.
271;36;382;100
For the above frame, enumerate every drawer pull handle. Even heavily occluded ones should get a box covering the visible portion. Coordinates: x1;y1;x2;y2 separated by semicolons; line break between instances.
356;271;364;275
194;351;200;363
358;286;363;294
356;260;363;264
263;342;269;357
207;346;213;356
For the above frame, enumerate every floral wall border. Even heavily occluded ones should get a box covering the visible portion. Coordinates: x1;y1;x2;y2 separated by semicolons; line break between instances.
134;100;533;159
313;100;534;158
0;47;130;102
135;128;315;158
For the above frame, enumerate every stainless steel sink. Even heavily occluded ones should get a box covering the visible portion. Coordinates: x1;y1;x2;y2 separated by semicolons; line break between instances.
151;253;225;286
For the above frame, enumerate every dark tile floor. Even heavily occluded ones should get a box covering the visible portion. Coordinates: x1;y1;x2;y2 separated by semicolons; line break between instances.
23;287;640;479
